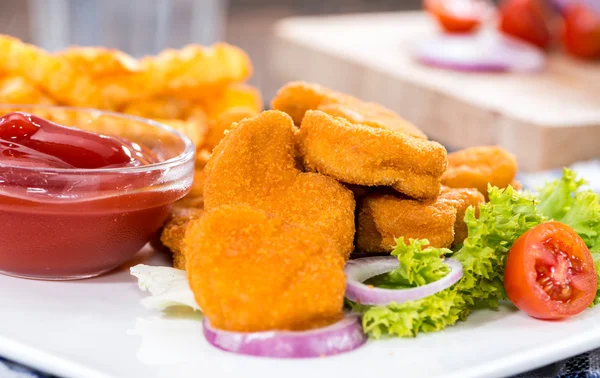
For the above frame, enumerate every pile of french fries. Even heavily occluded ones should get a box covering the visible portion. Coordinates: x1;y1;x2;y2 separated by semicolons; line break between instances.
0;35;263;199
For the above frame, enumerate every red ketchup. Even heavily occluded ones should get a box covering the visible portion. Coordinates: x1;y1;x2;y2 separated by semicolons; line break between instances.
0;113;184;280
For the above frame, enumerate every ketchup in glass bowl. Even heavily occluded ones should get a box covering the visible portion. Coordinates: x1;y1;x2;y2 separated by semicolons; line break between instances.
0;106;195;280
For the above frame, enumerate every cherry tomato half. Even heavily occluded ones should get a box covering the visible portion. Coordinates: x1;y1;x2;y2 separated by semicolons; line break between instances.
499;0;552;50
505;222;597;320
425;0;489;33
562;3;600;60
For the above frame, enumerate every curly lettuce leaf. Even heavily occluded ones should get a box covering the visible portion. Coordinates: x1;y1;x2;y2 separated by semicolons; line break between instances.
537;168;600;253
367;238;451;289
453;185;546;309
353;185;546;338
350;287;465;338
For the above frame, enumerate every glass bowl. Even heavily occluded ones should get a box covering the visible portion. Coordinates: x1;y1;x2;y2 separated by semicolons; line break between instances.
0;105;195;280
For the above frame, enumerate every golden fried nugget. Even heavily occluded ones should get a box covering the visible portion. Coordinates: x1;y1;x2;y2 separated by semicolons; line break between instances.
203;107;257;150
142;43;252;96
121;96;192;120
298;110;447;200
161;205;204;270
0;35;102;107
356;192;457;253
57;47;140;77
442;146;518;199
186;204;345;332
201;83;262;119
271;81;426;138
439;186;485;245
0;75;55;105
204;110;356;259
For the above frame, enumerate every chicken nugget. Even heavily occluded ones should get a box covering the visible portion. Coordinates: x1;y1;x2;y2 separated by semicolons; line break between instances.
186;204;345;332
439;186;485;245
271;81;425;138
298;110;447;200
204;110;356;259
442;146;517;199
356;192;457;253
161;205;204;270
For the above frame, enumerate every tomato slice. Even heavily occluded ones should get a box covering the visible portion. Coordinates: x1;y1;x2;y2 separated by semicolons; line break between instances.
504;221;598;320
562;3;600;60
425;0;489;34
499;0;552;50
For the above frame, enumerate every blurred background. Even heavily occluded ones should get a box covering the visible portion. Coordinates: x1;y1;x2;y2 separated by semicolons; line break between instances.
0;0;421;99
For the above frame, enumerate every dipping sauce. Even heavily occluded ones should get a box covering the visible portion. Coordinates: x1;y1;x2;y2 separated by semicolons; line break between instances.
0;112;158;168
0;112;192;280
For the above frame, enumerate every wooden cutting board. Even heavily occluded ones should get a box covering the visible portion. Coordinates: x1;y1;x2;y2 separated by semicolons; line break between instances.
270;11;600;171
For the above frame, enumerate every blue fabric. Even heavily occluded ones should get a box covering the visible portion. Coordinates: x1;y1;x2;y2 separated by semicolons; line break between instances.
4;160;600;378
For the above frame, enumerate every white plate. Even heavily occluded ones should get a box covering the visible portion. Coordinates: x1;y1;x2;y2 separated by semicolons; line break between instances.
2;247;600;378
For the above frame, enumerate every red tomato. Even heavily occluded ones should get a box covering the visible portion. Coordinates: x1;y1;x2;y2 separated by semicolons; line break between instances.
499;0;552;49
562;3;600;59
505;222;597;320
425;0;489;33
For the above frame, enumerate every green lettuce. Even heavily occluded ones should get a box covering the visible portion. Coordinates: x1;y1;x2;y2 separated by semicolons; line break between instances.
352;169;600;338
367;238;451;289
453;185;546;310
537;168;600;253
352;185;547;338
353;288;464;338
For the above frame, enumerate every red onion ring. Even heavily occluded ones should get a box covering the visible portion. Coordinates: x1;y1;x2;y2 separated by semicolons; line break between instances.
344;256;463;306
203;315;367;358
415;31;546;73
551;0;600;15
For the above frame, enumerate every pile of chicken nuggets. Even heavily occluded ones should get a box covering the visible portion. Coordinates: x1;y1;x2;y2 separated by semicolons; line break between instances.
0;35;262;196
161;81;518;332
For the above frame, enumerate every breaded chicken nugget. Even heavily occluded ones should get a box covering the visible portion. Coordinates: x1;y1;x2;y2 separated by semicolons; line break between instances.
356;192;457;253
186;204;345;332
298;110;447;200
204;110;356;259
271;81;426;138
442;146;517;199
161;205;204;270
439;186;485;245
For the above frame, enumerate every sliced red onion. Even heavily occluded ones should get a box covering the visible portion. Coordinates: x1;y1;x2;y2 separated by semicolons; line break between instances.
551;0;600;15
203;315;367;358
344;256;463;306
415;31;546;72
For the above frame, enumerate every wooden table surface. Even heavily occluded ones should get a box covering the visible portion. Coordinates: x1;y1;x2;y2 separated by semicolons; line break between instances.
270;11;600;171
